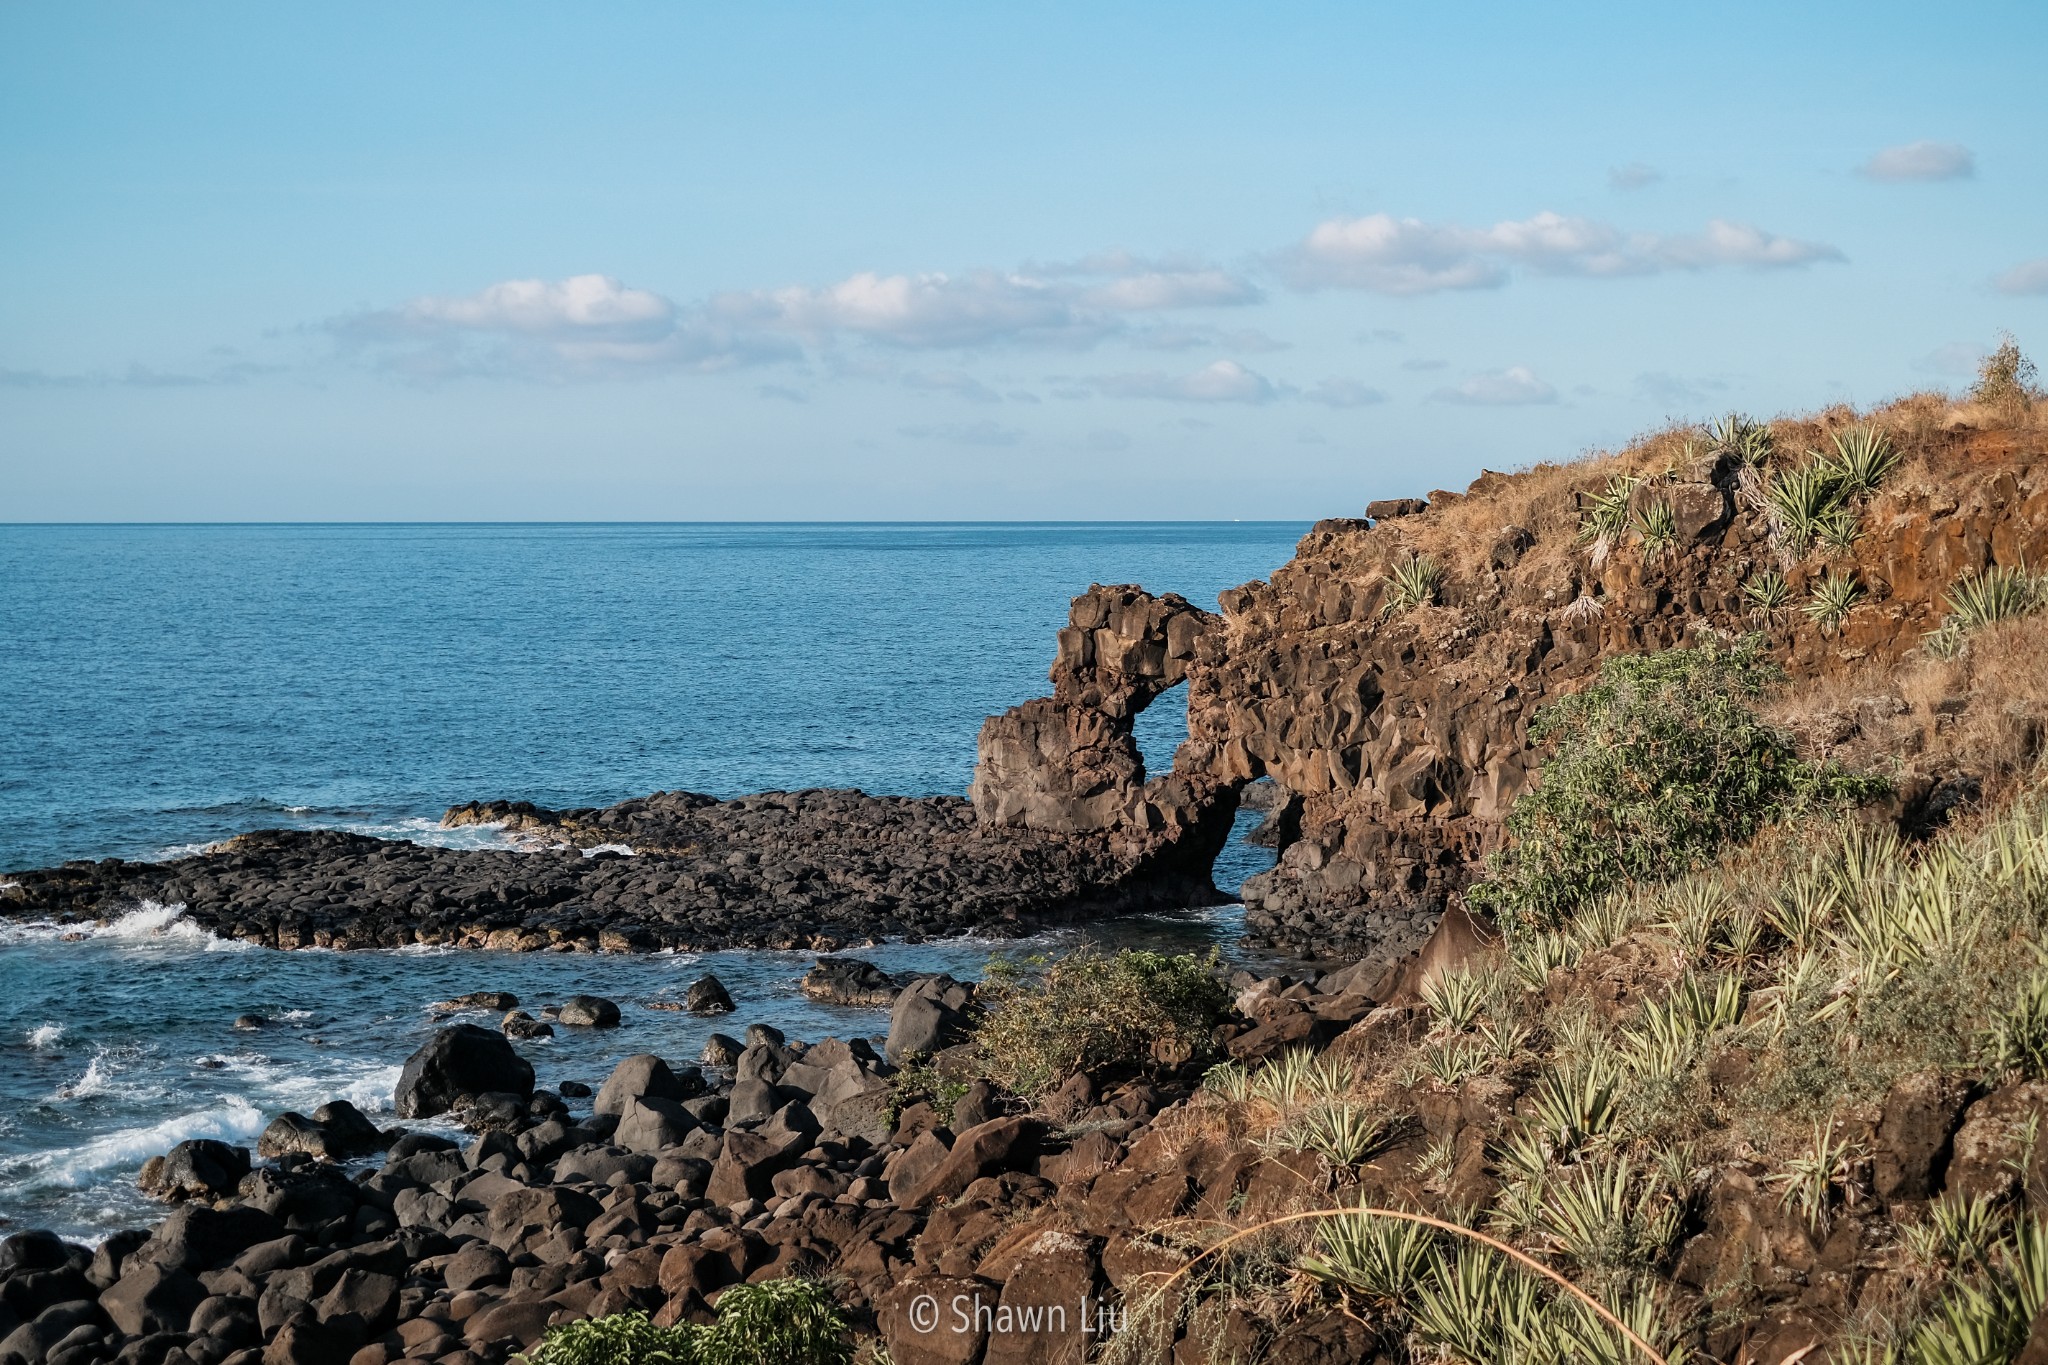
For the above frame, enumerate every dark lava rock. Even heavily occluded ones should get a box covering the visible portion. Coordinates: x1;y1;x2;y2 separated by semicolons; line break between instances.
594;1055;704;1116
800;957;902;1007
136;1141;250;1203
393;1025;535;1119
499;1009;554;1039
699;1033;742;1068
684;975;734;1014
556;994;621;1028
431;991;518;1012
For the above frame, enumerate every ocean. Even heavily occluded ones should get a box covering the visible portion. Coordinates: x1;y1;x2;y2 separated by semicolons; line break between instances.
0;521;1308;1242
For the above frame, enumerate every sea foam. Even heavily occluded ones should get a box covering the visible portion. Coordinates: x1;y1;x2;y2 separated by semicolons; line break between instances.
27;1022;65;1048
8;1096;264;1190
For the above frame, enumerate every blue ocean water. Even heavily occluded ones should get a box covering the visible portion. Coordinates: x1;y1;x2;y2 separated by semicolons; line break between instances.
0;522;1308;1241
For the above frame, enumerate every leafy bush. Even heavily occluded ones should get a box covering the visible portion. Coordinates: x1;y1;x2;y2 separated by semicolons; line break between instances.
1467;639;1884;932
969;947;1228;1096
517;1282;852;1365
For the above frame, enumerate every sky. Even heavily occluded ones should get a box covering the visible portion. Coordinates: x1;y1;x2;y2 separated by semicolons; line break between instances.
2;2;2044;521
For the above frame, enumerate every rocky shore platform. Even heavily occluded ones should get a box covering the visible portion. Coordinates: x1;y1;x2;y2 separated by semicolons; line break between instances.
0;788;1227;953
0;948;1400;1365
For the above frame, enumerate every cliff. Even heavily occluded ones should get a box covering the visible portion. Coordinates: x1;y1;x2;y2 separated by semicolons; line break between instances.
974;394;2048;958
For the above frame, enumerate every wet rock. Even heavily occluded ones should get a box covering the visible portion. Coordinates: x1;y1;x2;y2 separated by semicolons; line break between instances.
699;1034;743;1068
138;1142;252;1203
393;1025;535;1119
800;957;902;1007
498;1010;553;1040
557;1079;593;1099
430;992;518;1013
556;995;621;1028
256;1103;385;1163
0;1230;74;1277
685;976;735;1014
233;1015;267;1031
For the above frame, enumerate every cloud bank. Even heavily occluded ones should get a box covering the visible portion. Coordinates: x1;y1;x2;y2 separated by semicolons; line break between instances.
1278;211;1842;294
1859;140;1975;182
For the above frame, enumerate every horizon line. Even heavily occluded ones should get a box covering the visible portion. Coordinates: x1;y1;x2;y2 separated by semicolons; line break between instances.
0;517;1324;528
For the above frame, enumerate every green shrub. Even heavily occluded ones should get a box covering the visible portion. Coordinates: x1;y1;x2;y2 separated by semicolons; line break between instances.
969;947;1229;1096
1972;333;2038;409
1467;639;1884;932
516;1281;852;1365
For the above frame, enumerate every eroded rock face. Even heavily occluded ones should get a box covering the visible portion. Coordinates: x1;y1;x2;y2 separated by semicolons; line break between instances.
972;444;2048;956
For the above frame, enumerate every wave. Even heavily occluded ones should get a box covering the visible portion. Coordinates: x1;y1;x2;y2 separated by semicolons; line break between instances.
2;1095;265;1191
27;1022;65;1049
580;842;636;857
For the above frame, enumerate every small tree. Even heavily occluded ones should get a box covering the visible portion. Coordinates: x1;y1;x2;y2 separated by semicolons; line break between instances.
1468;638;1884;933
1973;333;2038;410
970;947;1229;1096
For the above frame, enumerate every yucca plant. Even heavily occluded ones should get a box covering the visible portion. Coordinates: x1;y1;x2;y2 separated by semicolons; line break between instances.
1529;1058;1622;1157
1803;569;1865;633
1410;1248;1529;1363
1705;412;1774;469
1742;570;1793;625
1905;1217;2048;1365
1903;1194;2007;1271
1771;1120;1868;1232
1765;460;1848;555
1578;474;1643;564
1827;424;1901;495
1422;966;1491;1033
1530;1155;1683;1278
1763;867;1842;950
1945;564;2043;634
1634;500;1678;556
1510;929;1581;990
1201;1059;1252;1102
1301;1208;1437;1304
1277;1100;1393;1164
1382;551;1445;615
1420;1037;1491;1087
1250;1048;1354;1108
1983;972;2048;1080
1816;505;1863;554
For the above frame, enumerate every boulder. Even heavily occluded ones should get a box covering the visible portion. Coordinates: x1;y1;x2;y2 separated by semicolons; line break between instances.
500;1009;554;1039
99;1262;206;1337
557;994;621;1027
686;976;735;1014
615;1096;699;1154
594;1055;704;1116
138;1140;251;1202
430;992;518;1012
887;977;975;1063
897;1117;1043;1208
0;1301;106;1365
879;1275;998;1365
800;957;902;1007
393;1025;534;1119
700;1033;743;1067
706;1130;800;1207
257;1103;384;1162
131;1206;284;1277
1873;1070;1971;1202
1365;497;1427;521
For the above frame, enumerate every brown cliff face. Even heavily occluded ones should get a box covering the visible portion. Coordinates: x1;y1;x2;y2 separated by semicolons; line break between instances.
977;397;2048;958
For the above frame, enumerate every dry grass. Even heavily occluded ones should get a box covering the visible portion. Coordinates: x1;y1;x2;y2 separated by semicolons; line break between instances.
1765;610;2048;801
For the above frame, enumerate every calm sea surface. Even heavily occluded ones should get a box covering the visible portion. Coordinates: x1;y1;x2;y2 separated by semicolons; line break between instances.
0;522;1307;1240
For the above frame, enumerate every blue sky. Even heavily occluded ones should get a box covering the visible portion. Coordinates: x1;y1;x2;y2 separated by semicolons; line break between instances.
3;2;2043;520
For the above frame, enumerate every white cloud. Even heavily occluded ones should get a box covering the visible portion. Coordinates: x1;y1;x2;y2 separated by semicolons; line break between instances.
1434;366;1558;406
1609;162;1661;191
1995;259;2048;296
1303;377;1388;408
1095;359;1280;403
726;270;1104;350
1279;210;1840;293
396;274;674;335
1860;140;1975;182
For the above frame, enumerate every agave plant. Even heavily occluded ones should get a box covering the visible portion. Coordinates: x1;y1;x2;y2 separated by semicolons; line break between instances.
1633;500;1678;556
1816;505;1862;554
1201;1059;1252;1102
1905;1216;2048;1365
1765;460;1849;555
1577;474;1643;564
1803;569;1864;633
1903;1194;2008;1270
1421;966;1491;1032
1530;1154;1683;1276
1382;551;1445;616
1742;570;1793;624
1826;424;1901;495
1983;972;2048;1080
1301;1208;1437;1304
1945;564;2043;633
1528;1057;1622;1157
1770;1120;1868;1231
1705;412;1774;468
1277;1100;1394;1164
